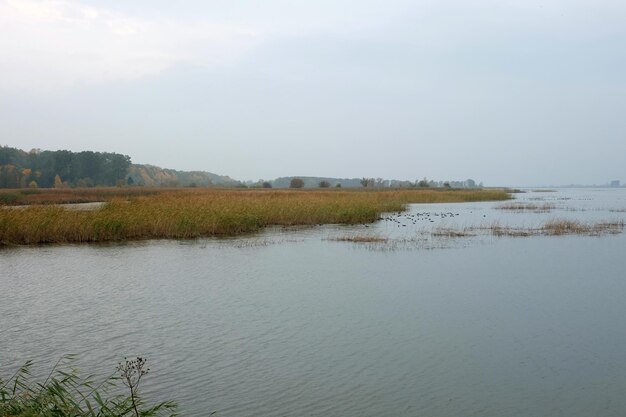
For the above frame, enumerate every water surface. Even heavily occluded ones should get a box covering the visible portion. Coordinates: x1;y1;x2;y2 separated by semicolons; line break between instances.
2;188;626;416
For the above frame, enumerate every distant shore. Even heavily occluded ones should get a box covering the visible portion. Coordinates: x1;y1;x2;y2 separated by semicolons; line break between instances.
0;187;511;245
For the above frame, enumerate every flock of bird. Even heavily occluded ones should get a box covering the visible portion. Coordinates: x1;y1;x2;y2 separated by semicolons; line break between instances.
378;211;462;227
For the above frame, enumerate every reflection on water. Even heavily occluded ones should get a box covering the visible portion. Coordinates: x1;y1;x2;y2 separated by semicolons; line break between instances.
2;188;626;417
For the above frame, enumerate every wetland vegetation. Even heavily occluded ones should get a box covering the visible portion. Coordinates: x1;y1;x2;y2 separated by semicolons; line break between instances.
0;187;510;245
0;356;176;417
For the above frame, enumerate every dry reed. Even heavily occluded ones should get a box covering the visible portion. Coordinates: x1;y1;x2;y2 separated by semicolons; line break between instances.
496;202;555;212
0;188;510;245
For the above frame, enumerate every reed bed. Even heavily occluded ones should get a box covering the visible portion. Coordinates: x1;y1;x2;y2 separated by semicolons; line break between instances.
0;187;161;205
431;226;476;237
495;202;555;212
329;235;389;243
0;188;510;245
541;219;624;236
440;218;625;238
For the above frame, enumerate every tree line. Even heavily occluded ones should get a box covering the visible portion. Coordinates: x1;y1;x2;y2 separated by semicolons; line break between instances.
0;146;131;188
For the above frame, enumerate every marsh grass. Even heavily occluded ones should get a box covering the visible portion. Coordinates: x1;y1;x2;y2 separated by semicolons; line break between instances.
493;219;624;237
541;219;624;236
0;188;510;245
443;218;625;238
431;226;476;237
329;235;389;243
0;188;160;206
495;202;555;212
0;355;176;417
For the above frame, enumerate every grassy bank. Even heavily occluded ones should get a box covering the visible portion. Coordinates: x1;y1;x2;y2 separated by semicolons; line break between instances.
0;188;510;245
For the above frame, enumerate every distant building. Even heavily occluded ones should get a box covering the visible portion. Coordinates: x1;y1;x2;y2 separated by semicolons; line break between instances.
610;180;620;187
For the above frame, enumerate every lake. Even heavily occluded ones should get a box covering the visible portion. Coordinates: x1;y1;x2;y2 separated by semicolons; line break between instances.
2;188;626;416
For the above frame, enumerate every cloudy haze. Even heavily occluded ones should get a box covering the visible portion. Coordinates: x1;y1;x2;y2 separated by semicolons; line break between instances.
1;0;625;186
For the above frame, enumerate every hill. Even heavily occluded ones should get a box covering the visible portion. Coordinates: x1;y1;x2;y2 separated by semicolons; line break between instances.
127;164;241;187
0;145;241;188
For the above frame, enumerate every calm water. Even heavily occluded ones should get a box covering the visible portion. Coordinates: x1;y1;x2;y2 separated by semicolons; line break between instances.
2;188;626;416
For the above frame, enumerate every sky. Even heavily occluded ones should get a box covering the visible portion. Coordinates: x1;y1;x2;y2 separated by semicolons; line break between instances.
1;0;625;186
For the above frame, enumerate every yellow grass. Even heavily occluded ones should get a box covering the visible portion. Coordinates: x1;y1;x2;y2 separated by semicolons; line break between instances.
476;219;624;237
542;219;624;236
0;188;510;245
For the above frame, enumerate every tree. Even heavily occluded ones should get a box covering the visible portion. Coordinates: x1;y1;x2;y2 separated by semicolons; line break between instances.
318;180;330;188
335;183;342;188
20;169;32;188
262;181;272;188
0;164;19;188
290;178;304;188
54;174;63;188
417;177;430;188
360;177;375;188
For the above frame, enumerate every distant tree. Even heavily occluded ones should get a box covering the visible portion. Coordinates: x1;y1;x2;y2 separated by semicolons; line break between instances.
375;178;384;187
466;179;476;188
20;169;32;188
360;177;375;188
417;178;430;188
54;174;63;188
443;181;451;188
290;178;304;188
262;181;272;188
0;165;19;188
319;180;330;188
335;183;342;188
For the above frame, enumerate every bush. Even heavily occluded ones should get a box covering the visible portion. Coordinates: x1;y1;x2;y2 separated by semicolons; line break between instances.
318;180;330;188
290;178;304;188
0;192;20;204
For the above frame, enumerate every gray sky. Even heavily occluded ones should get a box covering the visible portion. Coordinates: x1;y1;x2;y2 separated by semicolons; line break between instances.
1;0;625;186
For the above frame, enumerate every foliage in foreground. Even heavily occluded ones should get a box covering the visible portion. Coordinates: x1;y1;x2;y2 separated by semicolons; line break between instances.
0;355;176;417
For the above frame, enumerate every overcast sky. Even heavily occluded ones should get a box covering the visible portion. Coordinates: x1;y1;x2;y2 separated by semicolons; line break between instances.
1;0;625;186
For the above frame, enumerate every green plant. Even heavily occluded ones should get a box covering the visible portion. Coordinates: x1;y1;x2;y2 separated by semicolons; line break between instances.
0;192;20;204
0;355;176;417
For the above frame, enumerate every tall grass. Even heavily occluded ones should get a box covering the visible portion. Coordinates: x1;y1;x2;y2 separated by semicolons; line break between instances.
0;187;161;206
0;188;510;245
0;355;176;417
